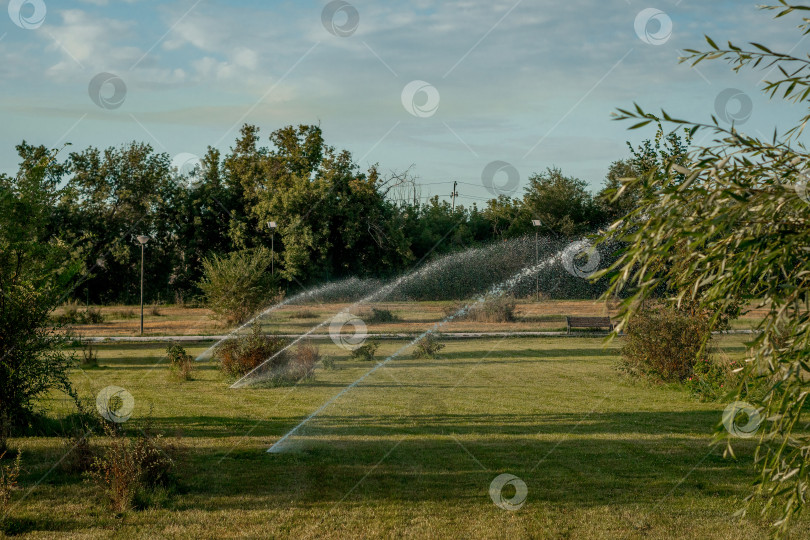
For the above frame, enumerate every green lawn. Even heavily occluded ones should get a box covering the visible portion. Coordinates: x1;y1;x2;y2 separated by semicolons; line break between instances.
4;335;804;538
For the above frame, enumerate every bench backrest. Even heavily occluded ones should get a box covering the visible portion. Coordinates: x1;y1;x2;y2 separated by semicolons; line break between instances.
566;316;613;328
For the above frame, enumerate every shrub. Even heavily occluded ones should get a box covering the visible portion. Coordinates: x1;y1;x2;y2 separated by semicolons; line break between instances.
350;341;379;362
81;307;104;324
448;294;517;323
215;324;290;378
278;343;319;384
290;310;318;319
60;424;96;474
149;304;162;317
52;301;104;325
198;248;282;325
1;281;77;454
364;308;398;324
88;423;176;513
166;344;193;381
113;309;137;320
322;356;337;370
621;304;712;382
80;341;99;369
0;451;21;511
685;354;744;402
413;333;445;359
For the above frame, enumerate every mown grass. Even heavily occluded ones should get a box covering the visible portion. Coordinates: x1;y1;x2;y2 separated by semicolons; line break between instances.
4;335;805;538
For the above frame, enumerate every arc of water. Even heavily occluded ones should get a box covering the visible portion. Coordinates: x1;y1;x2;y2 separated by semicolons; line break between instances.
195;278;364;362
266;251;562;453
229;250;480;388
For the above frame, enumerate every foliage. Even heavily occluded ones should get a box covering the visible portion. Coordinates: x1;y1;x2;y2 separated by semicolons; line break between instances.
0;146;79;453
603;3;810;533
80;341;100;369
523;167;604;237
198;248;281;325
364;308;398;323
685;355;743;402
412;333;445;359
215;324;290;378
620;304;713;382
286;343;319;382
166;344;193;381
88;423;176;513
322;356;337;370
350;341;379;362
452;294;517;323
0;451;21;512
53;300;105;325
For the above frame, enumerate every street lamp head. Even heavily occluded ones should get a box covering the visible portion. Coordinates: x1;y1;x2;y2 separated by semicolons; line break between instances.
532;220;542;227
268;221;277;229
136;235;150;245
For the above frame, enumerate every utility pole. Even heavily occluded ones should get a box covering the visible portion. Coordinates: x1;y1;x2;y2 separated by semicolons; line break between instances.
451;181;458;210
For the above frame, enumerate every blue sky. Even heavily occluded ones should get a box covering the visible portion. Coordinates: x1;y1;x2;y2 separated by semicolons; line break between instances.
0;0;806;203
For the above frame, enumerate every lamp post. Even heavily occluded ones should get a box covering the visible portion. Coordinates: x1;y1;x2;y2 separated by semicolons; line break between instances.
136;235;150;335
268;221;277;277
532;220;542;301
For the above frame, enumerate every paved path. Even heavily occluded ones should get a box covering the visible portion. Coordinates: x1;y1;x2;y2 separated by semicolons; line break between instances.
81;329;756;343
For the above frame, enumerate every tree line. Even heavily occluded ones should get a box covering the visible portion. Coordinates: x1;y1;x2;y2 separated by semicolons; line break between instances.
0;123;680;305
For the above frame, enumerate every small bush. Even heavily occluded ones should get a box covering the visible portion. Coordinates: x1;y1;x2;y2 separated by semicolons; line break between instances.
60;425;96;474
621;304;712;382
88;423;176;513
413;333;445;359
685;354;743;401
351;341;379;362
53;301;105;325
81;307;105;324
149;304;162;317
113;309;137;320
448;294;516;323
80;341;99;369
0;451;21;511
215;324;290;378
198;248;282;325
364;308;398;324
289;310;318;319
287;343;319;381
166;344;193;381
322;356;337;370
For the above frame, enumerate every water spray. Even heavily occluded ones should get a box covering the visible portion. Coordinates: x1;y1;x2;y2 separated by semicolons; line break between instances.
266;249;564;453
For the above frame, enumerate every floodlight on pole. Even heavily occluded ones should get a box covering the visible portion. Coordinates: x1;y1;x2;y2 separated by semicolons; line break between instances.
532;220;541;301
136;236;150;335
268;221;277;277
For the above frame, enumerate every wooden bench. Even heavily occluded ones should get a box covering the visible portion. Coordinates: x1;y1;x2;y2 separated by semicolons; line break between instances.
566;316;614;334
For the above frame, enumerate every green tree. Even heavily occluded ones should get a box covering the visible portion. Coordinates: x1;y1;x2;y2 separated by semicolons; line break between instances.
198;248;280;325
522;167;601;237
0;145;78;452
604;3;810;534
